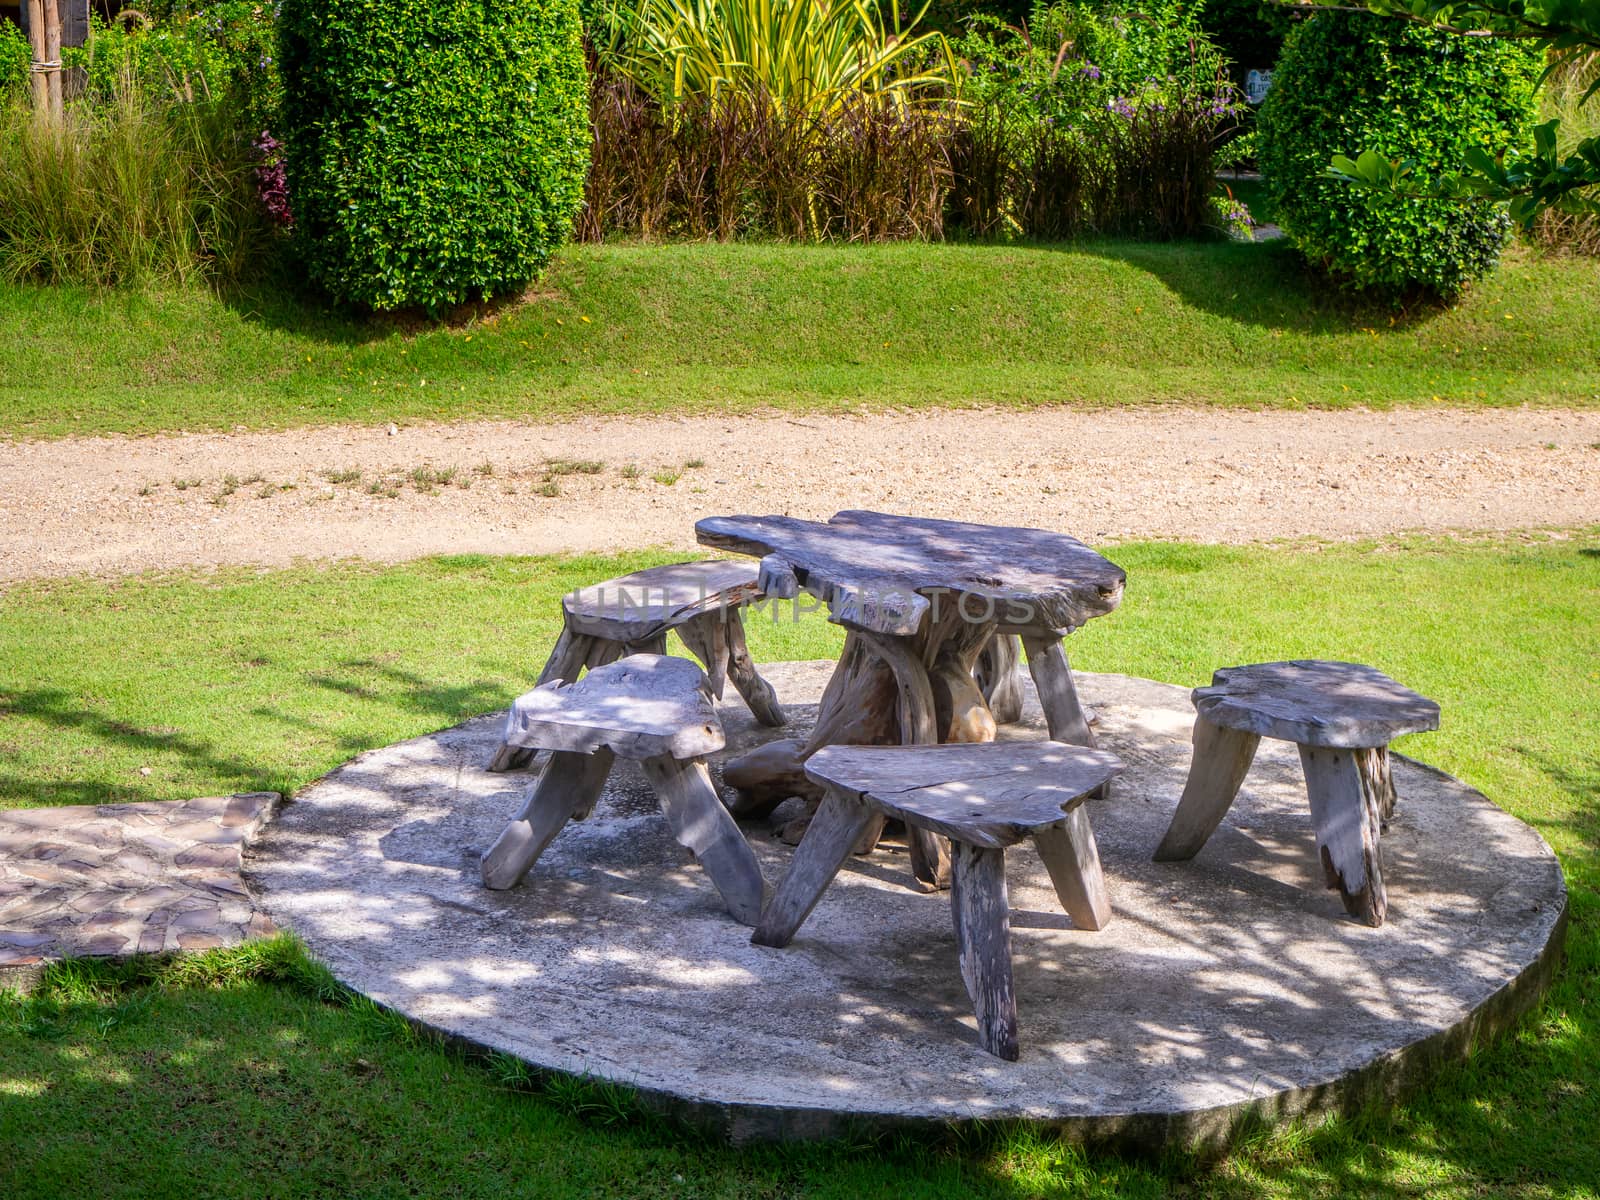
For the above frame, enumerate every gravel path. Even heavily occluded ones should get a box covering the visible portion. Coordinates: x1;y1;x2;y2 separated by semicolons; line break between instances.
3;407;1597;581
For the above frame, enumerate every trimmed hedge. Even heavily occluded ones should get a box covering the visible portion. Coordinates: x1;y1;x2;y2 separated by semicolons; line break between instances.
1258;10;1540;298
277;0;589;311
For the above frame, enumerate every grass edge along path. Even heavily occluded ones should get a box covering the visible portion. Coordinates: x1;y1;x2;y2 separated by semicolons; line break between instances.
3;240;1599;440
1;531;1598;1198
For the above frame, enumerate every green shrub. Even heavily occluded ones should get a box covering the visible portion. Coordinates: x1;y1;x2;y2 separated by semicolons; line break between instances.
68;2;282;133
277;0;591;312
1258;9;1540;297
1;18;30;95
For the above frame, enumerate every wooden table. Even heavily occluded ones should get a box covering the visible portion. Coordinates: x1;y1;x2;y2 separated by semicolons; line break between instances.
696;510;1126;889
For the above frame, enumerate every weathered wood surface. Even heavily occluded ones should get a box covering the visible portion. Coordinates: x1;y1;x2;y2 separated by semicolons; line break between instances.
951;841;1020;1060
805;741;1123;851
562;559;763;643
481;749;615;890
1021;635;1096;749
1194;661;1439;749
1033;805;1113;931
1152;717;1262;862
500;655;724;762
640;756;767;926
751;788;878;949
1300;745;1388;926
696;511;1125;638
974;634;1026;725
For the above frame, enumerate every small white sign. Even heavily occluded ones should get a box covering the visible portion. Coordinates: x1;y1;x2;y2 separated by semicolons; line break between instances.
1245;69;1274;106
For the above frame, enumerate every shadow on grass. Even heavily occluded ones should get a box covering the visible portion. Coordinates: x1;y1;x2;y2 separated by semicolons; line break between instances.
0;658;524;807
1079;238;1453;334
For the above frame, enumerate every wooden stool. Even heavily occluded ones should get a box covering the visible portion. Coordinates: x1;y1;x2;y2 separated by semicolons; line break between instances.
488;559;786;772
753;740;1123;1060
1153;660;1440;927
480;655;767;926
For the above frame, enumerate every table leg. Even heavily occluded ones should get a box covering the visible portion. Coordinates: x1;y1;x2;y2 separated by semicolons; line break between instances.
860;631;950;891
1020;634;1095;748
974;633;1026;725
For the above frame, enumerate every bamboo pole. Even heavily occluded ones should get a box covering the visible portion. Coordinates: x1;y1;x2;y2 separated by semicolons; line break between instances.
25;0;48;113
42;0;63;119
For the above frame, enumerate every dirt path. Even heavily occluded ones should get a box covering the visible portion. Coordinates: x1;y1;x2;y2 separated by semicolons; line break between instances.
2;407;1596;581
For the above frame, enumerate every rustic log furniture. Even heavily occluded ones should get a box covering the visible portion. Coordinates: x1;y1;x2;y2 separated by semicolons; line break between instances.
1153;660;1440;927
696;510;1126;891
752;740;1125;1060
488;559;786;772
480;655;767;926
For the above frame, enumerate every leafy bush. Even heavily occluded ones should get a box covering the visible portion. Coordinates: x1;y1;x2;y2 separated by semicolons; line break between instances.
1;19;29;96
596;0;955;116
277;0;591;311
68;2;281;132
1258;9;1540;297
0;73;267;285
946;0;1238;238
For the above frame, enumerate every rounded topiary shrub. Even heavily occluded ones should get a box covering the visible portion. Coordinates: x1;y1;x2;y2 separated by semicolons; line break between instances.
1258;10;1540;298
277;0;589;312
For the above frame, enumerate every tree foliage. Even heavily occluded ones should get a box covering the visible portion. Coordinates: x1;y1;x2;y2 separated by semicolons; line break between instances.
1304;0;1600;224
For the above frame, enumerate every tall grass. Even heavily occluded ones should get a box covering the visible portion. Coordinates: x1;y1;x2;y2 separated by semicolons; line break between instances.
582;73;951;240
583;67;1226;242
0;68;266;286
1531;51;1600;256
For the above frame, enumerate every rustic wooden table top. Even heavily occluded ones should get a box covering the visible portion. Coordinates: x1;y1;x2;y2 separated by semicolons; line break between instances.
695;510;1125;637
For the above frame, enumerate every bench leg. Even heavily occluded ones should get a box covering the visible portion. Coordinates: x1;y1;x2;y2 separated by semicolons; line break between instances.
642;755;767;927
752;788;877;948
1033;805;1112;931
724;610;788;727
974;633;1026;725
951;841;1020;1061
1153;716;1261;862
481;749;614;889
1300;745;1388;927
486;626;596;772
1356;746;1398;823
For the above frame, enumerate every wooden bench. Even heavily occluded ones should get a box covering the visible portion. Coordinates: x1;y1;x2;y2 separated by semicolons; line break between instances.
1153;660;1440;927
488;560;787;771
480;654;767;926
752;740;1124;1060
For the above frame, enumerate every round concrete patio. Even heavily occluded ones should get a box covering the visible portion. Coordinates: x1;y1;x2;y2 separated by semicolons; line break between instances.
246;663;1566;1148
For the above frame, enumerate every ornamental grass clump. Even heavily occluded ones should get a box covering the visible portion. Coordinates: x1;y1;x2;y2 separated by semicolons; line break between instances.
595;0;956;116
0;69;264;285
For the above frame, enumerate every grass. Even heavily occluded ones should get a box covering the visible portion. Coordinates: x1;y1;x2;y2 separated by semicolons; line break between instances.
2;533;1598;1197
2;240;1599;440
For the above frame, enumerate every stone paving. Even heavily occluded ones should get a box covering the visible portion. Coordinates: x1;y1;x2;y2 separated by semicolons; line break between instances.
0;792;280;987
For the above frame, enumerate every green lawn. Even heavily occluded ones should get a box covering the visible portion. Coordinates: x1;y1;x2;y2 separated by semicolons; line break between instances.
3;534;1598;1197
2;240;1598;439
